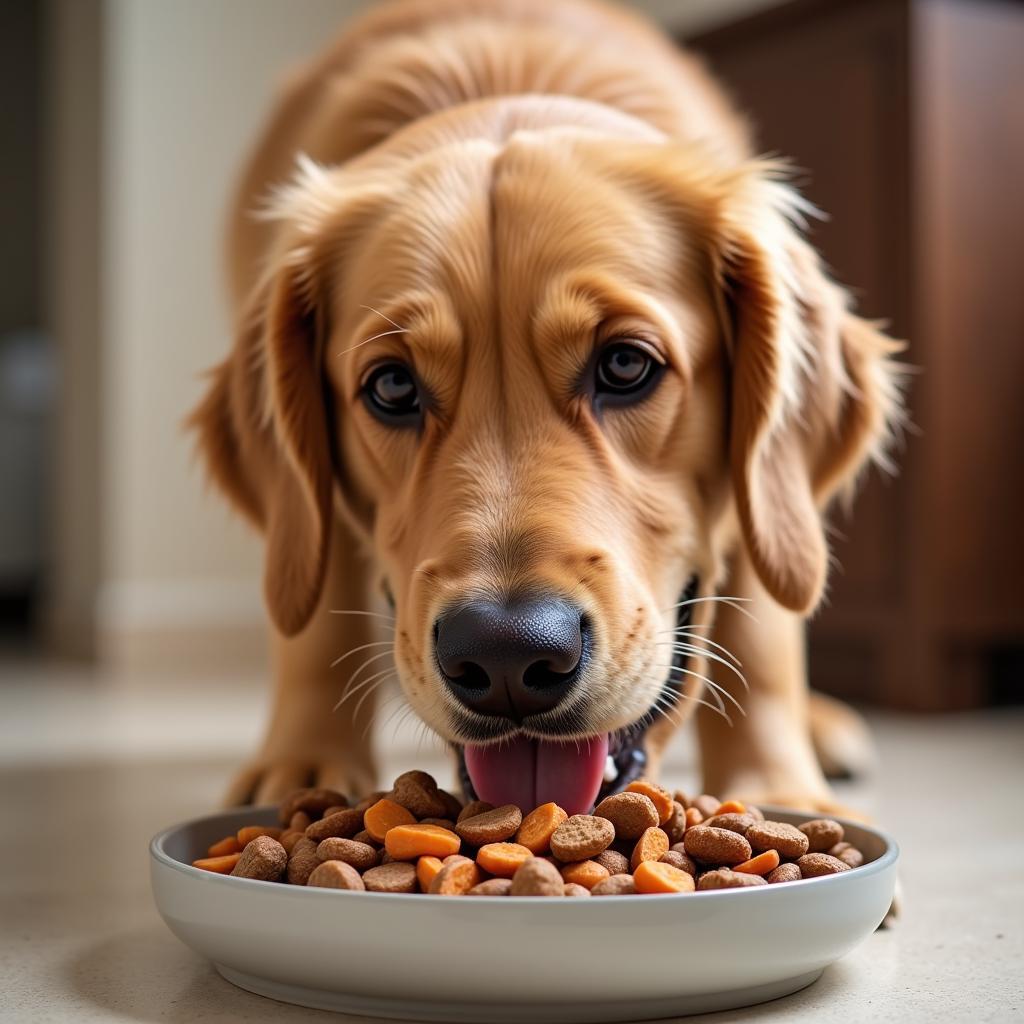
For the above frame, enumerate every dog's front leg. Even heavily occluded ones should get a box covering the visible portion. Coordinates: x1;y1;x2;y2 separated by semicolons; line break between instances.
696;547;840;813
224;521;384;806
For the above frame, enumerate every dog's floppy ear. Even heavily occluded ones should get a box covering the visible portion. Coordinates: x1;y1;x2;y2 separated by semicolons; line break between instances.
710;164;901;613
189;253;333;637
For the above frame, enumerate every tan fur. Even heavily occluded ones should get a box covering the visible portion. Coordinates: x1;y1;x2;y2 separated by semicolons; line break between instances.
190;0;901;808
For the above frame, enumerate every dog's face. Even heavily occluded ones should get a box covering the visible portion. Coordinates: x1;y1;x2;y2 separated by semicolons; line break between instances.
195;116;895;811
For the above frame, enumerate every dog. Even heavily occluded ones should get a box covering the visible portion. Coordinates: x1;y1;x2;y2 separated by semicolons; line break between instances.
191;0;901;815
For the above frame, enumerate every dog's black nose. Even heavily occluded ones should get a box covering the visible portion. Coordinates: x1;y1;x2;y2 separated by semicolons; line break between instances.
435;596;584;720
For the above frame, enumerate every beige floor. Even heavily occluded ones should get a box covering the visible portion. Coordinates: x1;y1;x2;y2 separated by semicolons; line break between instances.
1;658;1022;1023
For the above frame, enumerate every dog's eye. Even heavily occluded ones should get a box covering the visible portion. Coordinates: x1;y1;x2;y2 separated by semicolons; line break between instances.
363;363;421;423
596;342;657;396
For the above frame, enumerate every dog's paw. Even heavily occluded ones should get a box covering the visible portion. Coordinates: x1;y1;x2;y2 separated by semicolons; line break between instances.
223;757;377;808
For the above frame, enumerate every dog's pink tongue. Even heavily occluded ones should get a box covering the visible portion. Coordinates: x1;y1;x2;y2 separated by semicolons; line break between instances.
464;734;609;815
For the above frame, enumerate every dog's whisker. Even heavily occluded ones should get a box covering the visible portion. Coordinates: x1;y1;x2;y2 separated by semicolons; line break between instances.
664;641;748;690
353;669;397;724
329;639;394;669
660;594;756;621
333;663;396;712
670;629;744;667
653;662;747;718
328;609;397;629
648;685;732;728
653;635;744;671
339;647;394;696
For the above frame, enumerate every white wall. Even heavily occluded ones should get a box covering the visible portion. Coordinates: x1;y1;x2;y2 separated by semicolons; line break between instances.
77;0;776;668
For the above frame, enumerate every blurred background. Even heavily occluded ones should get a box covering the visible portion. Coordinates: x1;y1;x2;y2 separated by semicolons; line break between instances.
1;1;1021;1018
2;0;1020;711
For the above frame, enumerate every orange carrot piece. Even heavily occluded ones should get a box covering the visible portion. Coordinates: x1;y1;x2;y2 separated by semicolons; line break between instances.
516;802;568;854
733;849;780;875
476;843;534;878
207;835;241;858
363;798;416;842
192;853;242;874
634;860;696;894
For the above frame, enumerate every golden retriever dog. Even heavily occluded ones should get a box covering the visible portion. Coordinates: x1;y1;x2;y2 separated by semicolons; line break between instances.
192;0;900;815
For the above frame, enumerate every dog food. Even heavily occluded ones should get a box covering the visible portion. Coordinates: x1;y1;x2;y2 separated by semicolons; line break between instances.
192;771;868;897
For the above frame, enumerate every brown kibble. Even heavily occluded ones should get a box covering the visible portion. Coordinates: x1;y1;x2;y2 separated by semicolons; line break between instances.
746;820;810;859
630;827;670;870
594;848;630;876
354;791;387;815
593;792;659;840
509;857;564;896
683;825;752;866
306;808;364;842
437;789;465;821
797;853;851;878
591;873;637;896
363;861;418;893
468;878;514;896
389;769;448;819
559;859;610;890
278;788;348;826
307;859;364;890
457;800;494;822
672;789;690;808
703;813;756;835
418;818;456;831
322;805;348;819
664;802;687;845
746;805;765;821
830;842;865;868
316;837;379;871
625;779;674;824
799;818;845;853
697;868;767;890
516;802;568;854
286;837;320;885
429;857;481;894
563;882;592;898
766;862;802;884
456;805;523;845
230;835;287;881
660;849;697;878
351;829;378;847
691;794;721;819
289;811;312;832
279;830;305;855
550;814;616;861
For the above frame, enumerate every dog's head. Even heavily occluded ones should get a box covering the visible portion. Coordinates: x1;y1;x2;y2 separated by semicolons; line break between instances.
193;102;899;811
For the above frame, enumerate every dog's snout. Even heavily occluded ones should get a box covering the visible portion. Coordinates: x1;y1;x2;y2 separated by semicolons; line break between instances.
435;596;584;720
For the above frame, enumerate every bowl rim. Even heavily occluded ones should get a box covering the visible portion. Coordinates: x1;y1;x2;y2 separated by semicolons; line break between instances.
151;803;899;906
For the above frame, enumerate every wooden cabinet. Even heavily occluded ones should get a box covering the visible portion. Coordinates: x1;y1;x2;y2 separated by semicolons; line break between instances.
689;0;1024;709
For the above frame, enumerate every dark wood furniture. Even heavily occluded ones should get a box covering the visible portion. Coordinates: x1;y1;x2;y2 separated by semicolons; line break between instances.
688;0;1024;710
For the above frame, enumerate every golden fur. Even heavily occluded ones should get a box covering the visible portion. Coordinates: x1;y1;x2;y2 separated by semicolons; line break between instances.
191;0;900;808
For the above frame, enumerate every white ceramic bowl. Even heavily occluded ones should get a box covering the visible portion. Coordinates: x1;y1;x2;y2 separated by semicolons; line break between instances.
151;805;897;1021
